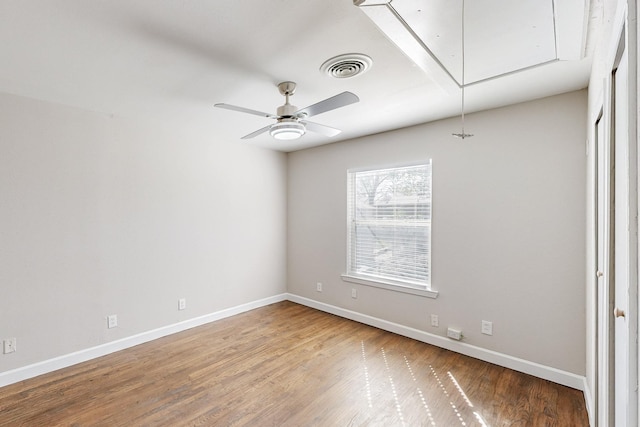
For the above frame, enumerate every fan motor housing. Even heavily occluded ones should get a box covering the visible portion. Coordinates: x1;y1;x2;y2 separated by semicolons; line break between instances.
277;103;298;117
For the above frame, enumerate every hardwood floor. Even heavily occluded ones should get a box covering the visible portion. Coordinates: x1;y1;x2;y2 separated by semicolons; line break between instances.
0;301;588;426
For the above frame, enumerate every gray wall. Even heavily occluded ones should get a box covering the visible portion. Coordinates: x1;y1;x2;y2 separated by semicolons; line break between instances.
0;92;287;372
0;89;587;379
288;90;587;375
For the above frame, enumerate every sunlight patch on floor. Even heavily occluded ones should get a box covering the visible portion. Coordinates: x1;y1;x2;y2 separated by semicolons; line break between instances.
381;347;407;426
358;341;493;427
360;340;373;409
448;371;474;407
404;355;436;426
429;365;468;426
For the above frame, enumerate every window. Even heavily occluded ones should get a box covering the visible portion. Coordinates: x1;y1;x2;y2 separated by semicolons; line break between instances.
343;162;436;297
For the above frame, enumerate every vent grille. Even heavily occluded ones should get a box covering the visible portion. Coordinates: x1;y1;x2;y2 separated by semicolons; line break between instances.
320;53;372;79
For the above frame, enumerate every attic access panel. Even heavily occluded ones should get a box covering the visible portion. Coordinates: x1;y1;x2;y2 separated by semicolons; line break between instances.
393;0;556;85
355;0;584;89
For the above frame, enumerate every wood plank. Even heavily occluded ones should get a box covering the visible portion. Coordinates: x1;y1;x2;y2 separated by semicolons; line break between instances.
0;301;589;426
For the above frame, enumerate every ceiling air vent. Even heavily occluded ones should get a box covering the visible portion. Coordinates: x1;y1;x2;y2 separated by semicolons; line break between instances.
320;53;372;78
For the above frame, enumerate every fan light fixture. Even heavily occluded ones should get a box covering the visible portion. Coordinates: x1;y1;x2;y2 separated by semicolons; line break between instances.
270;120;306;140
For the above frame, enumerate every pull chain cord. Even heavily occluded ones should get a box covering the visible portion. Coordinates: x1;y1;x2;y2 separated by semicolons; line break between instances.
452;0;473;139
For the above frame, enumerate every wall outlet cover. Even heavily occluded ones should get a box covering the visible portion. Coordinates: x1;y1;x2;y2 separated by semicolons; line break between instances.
107;314;118;329
481;320;493;335
430;314;439;327
447;328;462;340
3;338;16;354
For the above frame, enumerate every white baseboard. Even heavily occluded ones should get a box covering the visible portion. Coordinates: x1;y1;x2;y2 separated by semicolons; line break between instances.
287;293;587;391
1;293;588;395
582;377;595;426
0;294;288;388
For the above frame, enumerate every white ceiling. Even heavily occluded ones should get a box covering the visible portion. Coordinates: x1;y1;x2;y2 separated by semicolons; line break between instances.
0;0;597;152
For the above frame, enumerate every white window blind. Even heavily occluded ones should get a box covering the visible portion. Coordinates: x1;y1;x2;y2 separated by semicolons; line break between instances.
347;162;432;289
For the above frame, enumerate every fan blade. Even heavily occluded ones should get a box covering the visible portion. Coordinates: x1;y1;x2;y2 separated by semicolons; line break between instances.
241;125;271;140
215;103;277;119
302;121;342;137
294;91;359;119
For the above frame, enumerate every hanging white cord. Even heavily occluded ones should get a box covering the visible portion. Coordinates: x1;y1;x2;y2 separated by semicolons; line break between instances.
453;0;473;139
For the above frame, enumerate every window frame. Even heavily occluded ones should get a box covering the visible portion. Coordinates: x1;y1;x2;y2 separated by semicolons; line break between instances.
342;161;438;299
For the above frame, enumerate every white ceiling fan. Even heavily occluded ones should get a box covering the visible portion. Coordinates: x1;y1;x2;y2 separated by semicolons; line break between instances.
215;81;359;140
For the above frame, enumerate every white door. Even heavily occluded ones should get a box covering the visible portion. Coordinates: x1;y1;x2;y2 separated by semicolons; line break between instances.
613;44;632;427
596;105;614;427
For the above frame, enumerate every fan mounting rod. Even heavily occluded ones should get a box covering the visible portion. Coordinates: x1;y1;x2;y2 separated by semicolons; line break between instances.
277;81;298;117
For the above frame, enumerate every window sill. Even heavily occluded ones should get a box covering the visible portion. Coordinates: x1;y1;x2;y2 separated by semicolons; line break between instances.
340;274;438;299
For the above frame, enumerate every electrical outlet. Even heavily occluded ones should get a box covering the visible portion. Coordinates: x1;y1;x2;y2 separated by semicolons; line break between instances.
178;298;186;310
481;320;493;335
3;338;16;354
447;327;462;340
430;314;439;327
351;288;357;299
316;282;322;292
107;314;118;329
